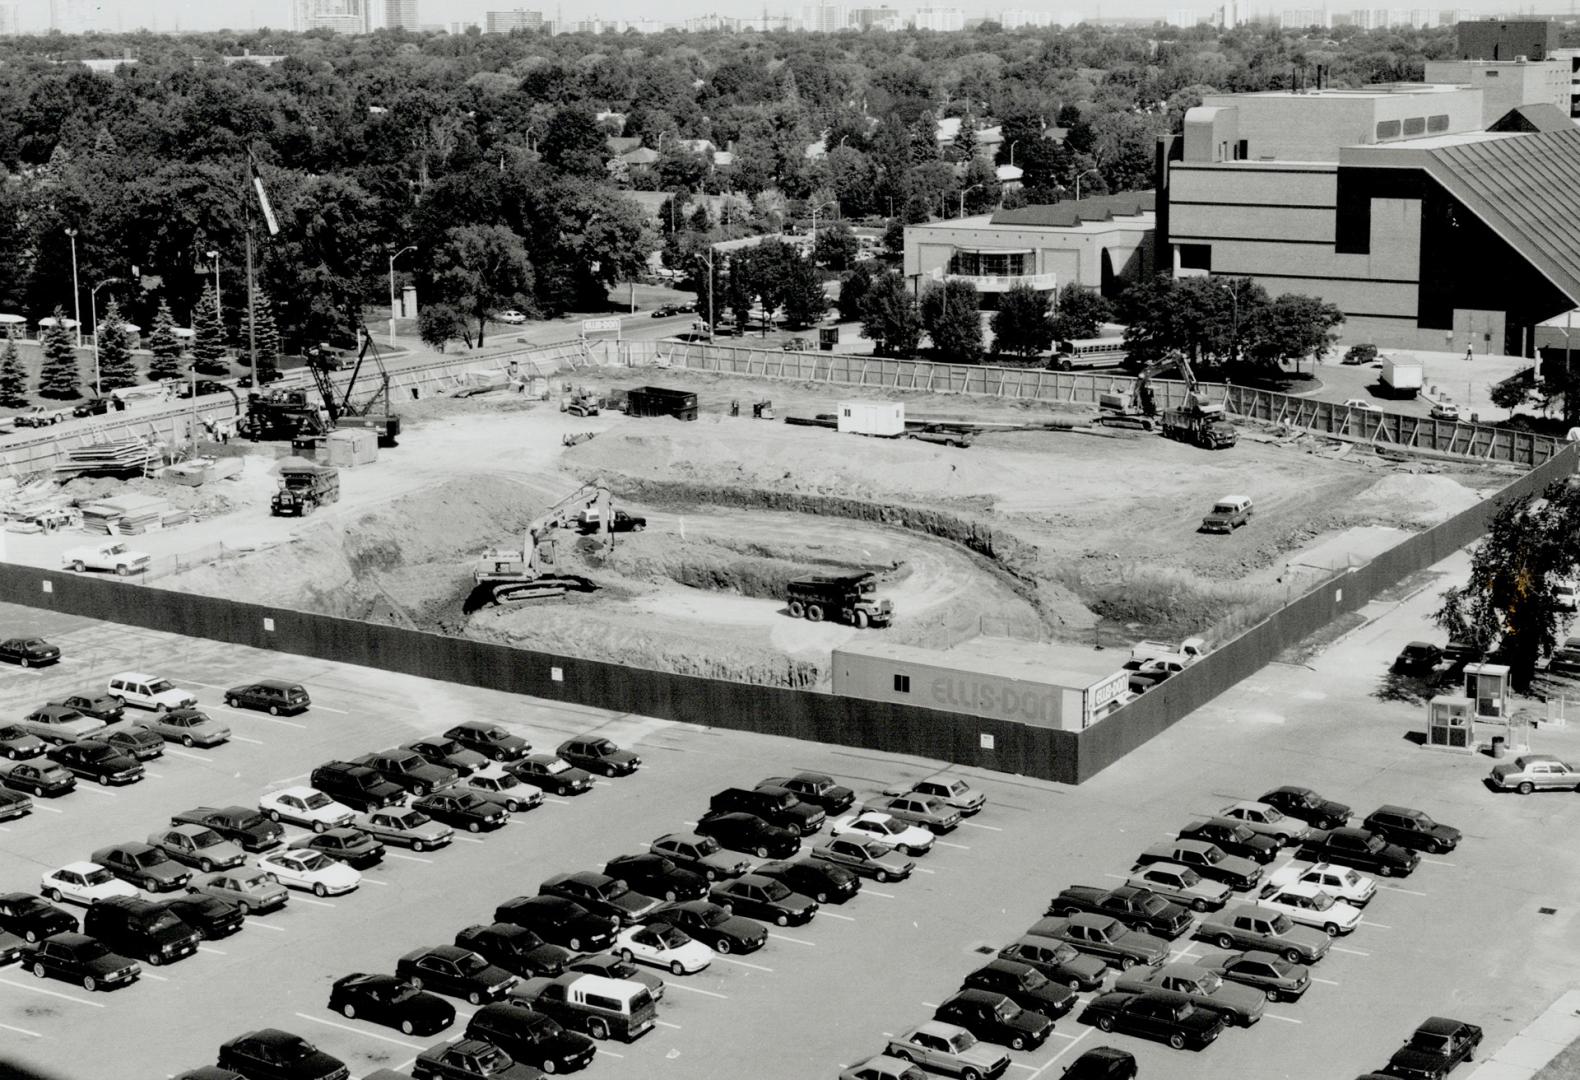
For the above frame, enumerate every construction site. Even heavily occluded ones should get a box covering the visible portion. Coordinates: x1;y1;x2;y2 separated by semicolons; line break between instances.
0;339;1511;693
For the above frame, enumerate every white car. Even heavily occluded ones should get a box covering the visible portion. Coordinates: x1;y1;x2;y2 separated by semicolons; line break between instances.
1430;401;1462;421
1255;880;1362;936
1273;862;1376;907
41;861;140;906
106;672;198;712
1217;801;1310;845
1554;578;1577;612
830;812;934;856
257;850;360;897
1340;398;1377;411
615;922;713;976
498;309;528;325
260;786;356;833
454;767;544;813
62;541;152;576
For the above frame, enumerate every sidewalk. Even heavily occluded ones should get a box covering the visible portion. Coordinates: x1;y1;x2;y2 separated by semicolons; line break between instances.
1468;990;1580;1080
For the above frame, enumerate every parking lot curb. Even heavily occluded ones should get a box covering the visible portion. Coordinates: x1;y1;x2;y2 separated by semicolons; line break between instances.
1466;989;1580;1080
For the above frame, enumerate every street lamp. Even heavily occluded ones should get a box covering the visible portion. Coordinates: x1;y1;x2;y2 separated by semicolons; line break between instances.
206;249;221;325
65;228;82;347
89;277;125;399
958;183;984;218
388;245;417;347
1008;139;1020;166
1074;167;1103;202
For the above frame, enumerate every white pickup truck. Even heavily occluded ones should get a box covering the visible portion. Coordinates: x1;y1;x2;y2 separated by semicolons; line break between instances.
62;541;152;576
1129;636;1206;666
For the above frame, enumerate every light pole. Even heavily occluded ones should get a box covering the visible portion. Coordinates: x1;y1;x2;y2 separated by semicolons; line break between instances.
206;249;222;325
958;183;983;218
705;244;716;344
810;199;837;250
65;228;82;347
1008;139;1020;166
388;245;417;347
1074;167;1102;202
89;277;124;399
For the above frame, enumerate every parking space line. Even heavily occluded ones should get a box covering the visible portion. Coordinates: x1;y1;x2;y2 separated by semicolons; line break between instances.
143;973;169;982
655;1020;682;1030
716;956;773;973
921;1000;939;1008
33;804;63;814
233;736;265;746
0;1022;41;1037
361;878;389;887
596;1049;624;1059
1360;920;1392;929
294;897;337;908
1031;1027;1091;1078
386;853;433;864
864;889;895;899
1010;1063;1040;1072
914;867;935;875
310;705;349;715
1331;945;1369;956
269;773;309;786
820;911;856;922
197;946;226;955
166;750;213;763
935;841;970;850
1312;977;1340;985
75;786;116;798
0;977;104;1008
145;771;166;780
667;983;728;999
1050;1032;1080;1040
1420;858;1455;867
542;798;571;806
961;821;1002;831
453;836;485;845
294;1013;424;1050
1378;884;1428;896
1265;1013;1303;1024
245;918;286;931
768;932;815;946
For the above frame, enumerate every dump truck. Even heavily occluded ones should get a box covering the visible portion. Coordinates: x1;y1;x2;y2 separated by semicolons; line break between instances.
271;461;341;517
1380;357;1423;399
1162;403;1237;449
624;386;698;421
785;573;893;629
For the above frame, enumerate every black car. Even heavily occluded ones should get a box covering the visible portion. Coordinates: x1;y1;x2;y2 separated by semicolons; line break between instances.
172;806;285;852
92;841;192;892
236;369;286;388
105;725;166;761
1078;990;1228;1050
0;761;74;797
19;932;140;991
310;762;405;812
753;858;860;905
217;1029;350;1080
413;790;508;833
934;989;1056;1051
465;1002;596;1074
709;874;817;927
156;895;245;940
52;693;125;724
403;737;486;777
663;900;766;955
1298;827;1421;877
289;828;385;869
962;959;1078;1020
0;724;45;760
412;1038;539;1080
46;740;144;785
1386;1017;1483;1080
759;772;855;815
1392;642;1444;676
1260;786;1351;830
0;637;61;667
454;922;571;978
695;811;800;859
0;892;77;942
444;722;531;762
328;973;456;1036
493;896;616;953
556;736;640;777
1177;820;1279;865
176;379;232;400
355;750;459;796
564;952;667;1000
0;789;31;821
1362;805;1462;854
83;896;201;966
1062;1047;1138;1080
1048;885;1193;939
539;871;665;926
997;939;1108;992
174;1068;247;1080
509;754;593;795
602;853;708;903
396;945;517;1005
225;680;311;716
72;397;112;417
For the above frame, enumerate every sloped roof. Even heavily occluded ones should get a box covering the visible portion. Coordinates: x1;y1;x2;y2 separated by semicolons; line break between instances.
989;192;1156;227
606;136;642;155
1424;128;1580;305
1487;103;1574;134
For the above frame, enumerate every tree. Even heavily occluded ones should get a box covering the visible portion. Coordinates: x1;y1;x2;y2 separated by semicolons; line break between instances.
858;271;923;357
782;257;829;329
1049;284;1114;342
0;332;26;408
95;300;137;392
147;299;184;382
190;283;228;376
429;224;535;347
540;107;608;177
812;224;860;271
418;303;471;352
990;283;1054;361
921;279;984;362
250;290;282;379
1245;293;1345;371
37;308;80;399
837;263;875;322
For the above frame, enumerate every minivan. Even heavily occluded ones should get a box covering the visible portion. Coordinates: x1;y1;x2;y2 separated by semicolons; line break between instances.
84;896;201;967
106;673;198;713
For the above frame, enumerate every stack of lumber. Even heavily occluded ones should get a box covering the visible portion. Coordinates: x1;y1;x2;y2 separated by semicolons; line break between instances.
52;438;154;479
78;494;169;535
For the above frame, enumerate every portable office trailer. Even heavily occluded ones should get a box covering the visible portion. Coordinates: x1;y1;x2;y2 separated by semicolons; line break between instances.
837;401;905;437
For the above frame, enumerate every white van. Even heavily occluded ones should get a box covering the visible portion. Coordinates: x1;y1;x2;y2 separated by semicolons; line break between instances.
106;672;198;712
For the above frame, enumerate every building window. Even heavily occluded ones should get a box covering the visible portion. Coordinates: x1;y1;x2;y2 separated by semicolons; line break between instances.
948;251;1028;277
1427;114;1450;132
1484;69;1500;77
1376;120;1402;140
1403;117;1426;136
1178;244;1211;271
893;674;911;693
1236;139;1248;160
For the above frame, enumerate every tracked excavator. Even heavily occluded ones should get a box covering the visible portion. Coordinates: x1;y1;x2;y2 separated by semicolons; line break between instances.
1100;350;1237;449
465;484;615;609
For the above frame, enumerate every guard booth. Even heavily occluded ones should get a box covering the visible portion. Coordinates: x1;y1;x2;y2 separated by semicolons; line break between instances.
1426;696;1474;750
1463;663;1509;719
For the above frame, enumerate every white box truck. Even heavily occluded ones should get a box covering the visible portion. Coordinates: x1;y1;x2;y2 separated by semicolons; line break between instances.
1380;357;1423;398
838;401;905;437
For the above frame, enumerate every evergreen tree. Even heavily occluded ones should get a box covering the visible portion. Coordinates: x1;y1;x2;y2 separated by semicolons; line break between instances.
782;257;829;329
37;308;80;399
190;283;229;376
921;279;984;363
95;300;137;392
147;299;185;382
0;332;27;408
858;271;923;358
252;290;282;379
953;113;979;163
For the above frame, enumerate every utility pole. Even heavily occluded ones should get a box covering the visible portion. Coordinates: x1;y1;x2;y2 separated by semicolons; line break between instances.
246;223;257;371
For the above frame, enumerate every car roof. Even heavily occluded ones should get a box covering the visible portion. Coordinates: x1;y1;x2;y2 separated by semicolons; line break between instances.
271;786;323;800
1152;961;1210;978
1515;753;1563;764
252;680;302;690
1417;1016;1470;1034
1225;800;1277;814
1370;804;1420;816
409;944;471;961
911;1020;967;1040
108;672;159;682
56;860;105;874
567;972;637;995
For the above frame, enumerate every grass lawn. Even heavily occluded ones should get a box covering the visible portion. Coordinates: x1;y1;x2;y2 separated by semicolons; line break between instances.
1532;1034;1580;1080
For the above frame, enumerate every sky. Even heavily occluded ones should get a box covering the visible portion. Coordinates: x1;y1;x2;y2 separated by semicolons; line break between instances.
1;0;1549;35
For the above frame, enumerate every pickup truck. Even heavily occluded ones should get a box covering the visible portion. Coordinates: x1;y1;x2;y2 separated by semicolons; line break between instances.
1129;637;1205;666
62;542;151;577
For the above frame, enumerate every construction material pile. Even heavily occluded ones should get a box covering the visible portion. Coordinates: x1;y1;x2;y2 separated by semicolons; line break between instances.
53;438;155;480
78;494;182;535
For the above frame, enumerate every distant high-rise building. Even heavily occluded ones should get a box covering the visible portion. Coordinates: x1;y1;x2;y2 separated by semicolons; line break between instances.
998;9;1054;27
1167;8;1199;25
50;0;93;33
1280;7;1325;28
802;3;844;31
485;8;543;31
291;0;370;33
383;0;418;29
910;6;964;30
0;2;17;34
848;5;901;29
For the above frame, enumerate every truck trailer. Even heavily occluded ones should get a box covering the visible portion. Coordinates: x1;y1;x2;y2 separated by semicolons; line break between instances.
1379;357;1423;399
625;386;698;421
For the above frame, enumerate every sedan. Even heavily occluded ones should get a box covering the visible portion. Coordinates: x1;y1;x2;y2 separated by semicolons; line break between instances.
224;680;311;715
695;811;799;859
353;807;454;852
104;725;165;761
761;772;855;815
885;1021;1012;1079
412;1038;538;1080
51;693;125;724
0;760;75;797
663;900;767;954
1276;862;1376;907
615;921;713;975
1125;863;1233;913
649;832;751;881
1114;962;1267;1027
445;722;531;762
1177;819;1278;865
48;740;143;785
260;787;355;832
0;724;46;760
1217;801;1311;845
453;770;543;813
1259;785;1351;830
218;1030;348;1080
329;973;456;1036
1078;991;1227;1051
540;871;664;926
1488;753;1580;794
0;789;32;821
933;989;1054;1051
1205;949;1311;1003
148;826;246;872
256;850;360;897
1256;881;1361;936
498;310;529;324
997;938;1108;992
19;705;106;744
454;922;570;979
464;1003;596;1074
866;793;961;834
602;853;708;903
709;874;817;926
961;960;1077;1020
136;707;231;748
509;755;592;795
754;858;860;905
830;812;933;856
839;1056;931;1080
172;806;284;852
556;735;640;776
397;945;517;1005
403;737;488;777
0;893;77;943
19;932;140;992
414;790;508;833
156;894;246;941
187;871;289;916
1387;1017;1483;1080
92;841;191;892
289;828;385;870
564;952;667;1000
0;637;61;667
1028;914;1170;970
41;862;139;906
492;896;616;953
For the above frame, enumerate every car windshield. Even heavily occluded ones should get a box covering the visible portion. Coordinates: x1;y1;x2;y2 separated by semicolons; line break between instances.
656;926;689;948
83;868;115;885
587;740;614;755
428;740;461;755
1307;891;1334;910
868;818;901;835
1197;971;1222;991
1364;835;1385;852
400;812;430;827
761;880;790;900
1269;914;1294;933
133;849;169;866
147;680;175;694
295;852;331;871
1051;942;1079;962
75;939;110;960
544;760;570;774
1140;896;1167;913
1410;1032;1451;1052
1200;847;1223;864
996;1000;1023;1021
946;1030;977;1051
702;906;729;926
1262;807;1286;822
458;953;487;973
603;879;629;898
859;841;889;859
693;836;720;855
490;774;520;789
0;726;22;739
242;875;273;890
146;912;183;933
235;812;267;829
1019;968;1047;989
303;793;333;809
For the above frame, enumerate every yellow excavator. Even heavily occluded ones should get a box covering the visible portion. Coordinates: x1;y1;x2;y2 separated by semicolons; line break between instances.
467;484;613;608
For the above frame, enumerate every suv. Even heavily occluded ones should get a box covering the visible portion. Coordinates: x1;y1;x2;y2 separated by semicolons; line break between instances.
84;896;202;967
311;761;406;812
708;786;826;836
1200;495;1253;534
1362;805;1461;854
107;673;197;712
354;750;457;796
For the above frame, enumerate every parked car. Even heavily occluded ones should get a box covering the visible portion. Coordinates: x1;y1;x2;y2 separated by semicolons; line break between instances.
960;959;1076;1020
760;772;855;815
1196;903;1331;963
649;832;751;881
1256;880;1362;936
92;841;192;891
82;895;201;966
464;1003;597;1073
830;811;933;856
19;932;140;991
1204;949;1310;1002
1133;840;1262;891
662;899;767;954
411;1038;537;1080
0;788;31;821
1125;863;1233;913
753;858;860;905
454;922;570;979
135;706;231;748
18;704;106;745
1488;753;1580;794
1273;862;1376;907
1391;642;1444;676
0;637;60;667
289;828;385;869
260;787;355;832
1060;1048;1137;1080
217;1029;349;1080
445;722;531;762
933;989;1055;1051
48;740;144;785
0;893;76;942
883;776;987;815
355;749;458;796
256;850;361;897
106;672;197;712
1047;885;1192;938
224;680;311;715
1259;785;1351;829
50;692;125;724
866;792;962;834
709;873;817;926
615;921;713;975
1385;1017;1483;1080
498;310;528;324
509;972;658;1043
1341;398;1378;411
397;945;517;1005
1362;805;1462;854
413;790;508;833
838;1056;931;1080
186;870;289;915
1177;819;1278;864
172;806;284;852
602;853;708;903
493;896;616;953
155;893;245;940
996;937;1107;992
403;736;488;777
540;871;665;926
1297;827;1420;877
0;759;75;797
311;761;405;812
1028;914;1169;971
509;754;592;794
452;769;543;813
695;810;800;859
104;725;165;761
0;724;46;760
709;784;826;835
884;1021;1011;1079
556;736;640;776
352;806;453;851
1200;495;1253;533
40;861;139;906
1114;962;1266;1026
1429;401;1461;421
14;405;68;427
328;973;455;1036
564;952;666;1000
1077;991;1228;1051
1216;801;1311;845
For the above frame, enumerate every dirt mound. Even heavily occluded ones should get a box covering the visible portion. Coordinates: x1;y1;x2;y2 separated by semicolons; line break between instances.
1334;473;1484;529
60;475;236;520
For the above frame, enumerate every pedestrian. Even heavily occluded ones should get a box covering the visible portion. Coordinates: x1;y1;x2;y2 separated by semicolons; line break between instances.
1465;345;1474;362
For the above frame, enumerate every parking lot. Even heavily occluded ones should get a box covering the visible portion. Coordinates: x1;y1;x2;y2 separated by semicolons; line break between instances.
1;546;1577;1080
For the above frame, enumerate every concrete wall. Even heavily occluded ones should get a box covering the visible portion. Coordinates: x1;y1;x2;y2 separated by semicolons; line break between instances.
1456;19;1558;62
1422;60;1571;125
904;219;1153;292
1196;89;1482;162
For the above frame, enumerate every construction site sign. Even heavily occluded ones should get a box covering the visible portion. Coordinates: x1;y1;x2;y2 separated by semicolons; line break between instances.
581;318;621;337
